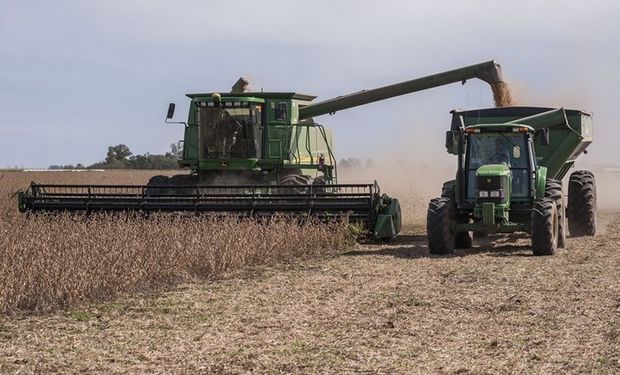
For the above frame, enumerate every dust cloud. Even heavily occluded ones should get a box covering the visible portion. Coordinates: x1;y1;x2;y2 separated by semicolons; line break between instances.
337;162;454;228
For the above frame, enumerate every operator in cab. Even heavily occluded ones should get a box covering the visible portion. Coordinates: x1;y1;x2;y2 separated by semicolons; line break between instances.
489;137;511;166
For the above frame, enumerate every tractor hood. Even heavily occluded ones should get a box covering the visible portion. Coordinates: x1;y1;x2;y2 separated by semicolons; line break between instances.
476;164;511;177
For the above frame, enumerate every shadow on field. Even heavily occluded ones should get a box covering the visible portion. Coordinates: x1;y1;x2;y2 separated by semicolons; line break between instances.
347;233;534;259
345;234;429;259
457;233;534;257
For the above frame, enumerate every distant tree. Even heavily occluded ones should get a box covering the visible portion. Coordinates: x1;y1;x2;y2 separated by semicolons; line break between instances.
339;158;362;169
49;164;85;170
87;144;181;170
169;142;183;158
105;144;132;163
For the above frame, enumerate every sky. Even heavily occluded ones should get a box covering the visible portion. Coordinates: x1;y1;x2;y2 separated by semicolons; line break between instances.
1;0;619;168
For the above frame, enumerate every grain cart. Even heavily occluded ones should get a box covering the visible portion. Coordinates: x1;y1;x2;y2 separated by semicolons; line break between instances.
429;107;595;255
19;60;507;240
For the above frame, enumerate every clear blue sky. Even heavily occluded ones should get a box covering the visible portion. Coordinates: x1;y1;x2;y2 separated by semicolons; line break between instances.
1;0;618;168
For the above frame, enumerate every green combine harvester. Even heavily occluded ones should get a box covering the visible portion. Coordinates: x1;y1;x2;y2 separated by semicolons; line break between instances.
19;60;507;240
429;107;595;255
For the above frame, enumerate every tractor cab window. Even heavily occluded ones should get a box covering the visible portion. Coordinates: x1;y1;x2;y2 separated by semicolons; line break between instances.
198;104;263;159
466;133;530;199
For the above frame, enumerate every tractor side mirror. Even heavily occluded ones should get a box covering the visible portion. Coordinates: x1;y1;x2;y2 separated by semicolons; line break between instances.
539;128;550;146
445;130;459;155
166;103;176;119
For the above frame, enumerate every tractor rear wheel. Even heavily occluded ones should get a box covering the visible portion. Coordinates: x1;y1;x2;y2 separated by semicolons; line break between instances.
427;197;455;255
531;197;558;256
567;170;596;236
545;179;566;248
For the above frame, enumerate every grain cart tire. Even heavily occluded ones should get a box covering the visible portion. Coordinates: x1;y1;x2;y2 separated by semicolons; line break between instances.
531;198;558;256
545;179;566;248
427;197;455;255
455;231;473;249
567;170;596;237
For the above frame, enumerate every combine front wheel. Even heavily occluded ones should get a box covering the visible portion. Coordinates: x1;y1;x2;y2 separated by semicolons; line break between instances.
279;174;312;194
427;197;455;255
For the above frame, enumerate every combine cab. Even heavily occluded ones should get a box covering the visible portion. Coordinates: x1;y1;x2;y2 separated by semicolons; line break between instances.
20;60;509;240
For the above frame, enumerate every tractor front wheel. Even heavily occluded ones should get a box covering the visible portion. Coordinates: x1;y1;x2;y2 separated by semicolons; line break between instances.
531;198;558;256
455;231;473;249
427;197;455;255
545;179;566;248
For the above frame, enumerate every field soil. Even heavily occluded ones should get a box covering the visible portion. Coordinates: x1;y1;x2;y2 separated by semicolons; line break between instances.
1;169;619;374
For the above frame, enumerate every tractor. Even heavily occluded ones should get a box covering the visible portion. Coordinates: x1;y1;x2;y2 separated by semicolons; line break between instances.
429;107;596;255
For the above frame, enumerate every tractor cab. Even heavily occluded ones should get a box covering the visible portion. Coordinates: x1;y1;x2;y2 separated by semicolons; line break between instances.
463;125;537;205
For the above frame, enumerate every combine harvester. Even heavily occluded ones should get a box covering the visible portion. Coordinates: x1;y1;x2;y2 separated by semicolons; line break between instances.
429;107;596;255
19;61;507;240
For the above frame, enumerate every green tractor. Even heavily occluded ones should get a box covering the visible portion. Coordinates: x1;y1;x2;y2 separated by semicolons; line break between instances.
19;60;508;240
429;107;596;255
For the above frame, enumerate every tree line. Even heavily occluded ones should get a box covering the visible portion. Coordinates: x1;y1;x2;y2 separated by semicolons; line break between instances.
50;144;371;170
49;143;183;170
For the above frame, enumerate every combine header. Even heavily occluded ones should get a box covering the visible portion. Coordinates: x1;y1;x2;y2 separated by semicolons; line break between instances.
19;60;507;240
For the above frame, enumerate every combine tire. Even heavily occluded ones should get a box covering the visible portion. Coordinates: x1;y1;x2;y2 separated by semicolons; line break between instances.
567;170;596;236
145;175;170;195
427;197;455;255
312;175;326;194
530;198;558;256
545;179;566;248
279;174;312;194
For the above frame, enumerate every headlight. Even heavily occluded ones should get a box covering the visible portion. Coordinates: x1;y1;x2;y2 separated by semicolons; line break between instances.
478;190;489;198
489;190;505;198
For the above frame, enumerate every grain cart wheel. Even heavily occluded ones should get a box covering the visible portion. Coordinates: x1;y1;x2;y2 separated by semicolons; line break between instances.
545;179;566;248
427;197;455;255
531;198;558;256
567;170;597;236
